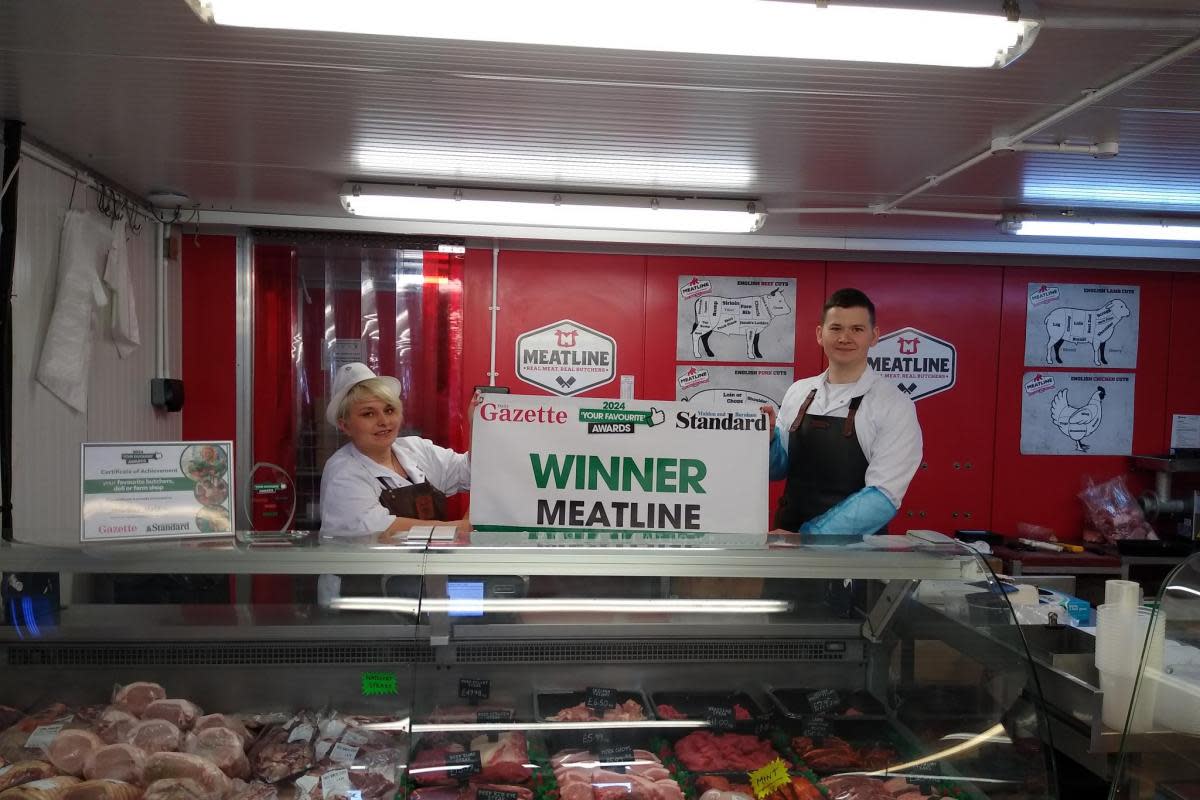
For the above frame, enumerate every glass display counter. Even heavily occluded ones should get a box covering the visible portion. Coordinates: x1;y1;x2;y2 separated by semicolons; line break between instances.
0;532;1057;799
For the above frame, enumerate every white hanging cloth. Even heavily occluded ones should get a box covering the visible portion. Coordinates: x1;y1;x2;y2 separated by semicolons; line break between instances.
36;209;139;413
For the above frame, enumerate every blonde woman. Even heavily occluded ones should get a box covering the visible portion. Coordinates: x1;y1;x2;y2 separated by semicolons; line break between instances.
319;362;477;535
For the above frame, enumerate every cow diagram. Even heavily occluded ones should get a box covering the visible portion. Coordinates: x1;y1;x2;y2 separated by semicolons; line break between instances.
1044;299;1131;366
690;288;791;360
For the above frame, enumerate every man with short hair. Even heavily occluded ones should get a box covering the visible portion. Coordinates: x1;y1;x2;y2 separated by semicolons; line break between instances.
763;288;922;536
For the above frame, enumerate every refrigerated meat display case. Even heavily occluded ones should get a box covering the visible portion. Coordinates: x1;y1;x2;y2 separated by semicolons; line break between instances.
1;533;1058;799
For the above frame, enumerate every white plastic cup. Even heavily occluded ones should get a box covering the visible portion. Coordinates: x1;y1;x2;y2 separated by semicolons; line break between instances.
1100;670;1157;733
1105;580;1142;609
1096;605;1165;676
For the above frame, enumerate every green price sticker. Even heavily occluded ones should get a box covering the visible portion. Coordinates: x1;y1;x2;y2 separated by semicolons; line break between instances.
748;758;790;800
361;671;398;696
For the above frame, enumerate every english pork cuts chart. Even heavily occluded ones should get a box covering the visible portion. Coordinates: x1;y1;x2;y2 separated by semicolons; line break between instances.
1024;282;1139;369
1020;372;1134;455
675;366;793;411
676;276;796;363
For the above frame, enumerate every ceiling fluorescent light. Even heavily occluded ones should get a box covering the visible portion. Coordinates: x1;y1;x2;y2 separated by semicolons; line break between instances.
188;0;1039;69
341;184;766;234
1006;217;1200;242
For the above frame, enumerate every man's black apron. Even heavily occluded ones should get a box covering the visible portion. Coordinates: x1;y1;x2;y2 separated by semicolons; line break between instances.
774;388;870;533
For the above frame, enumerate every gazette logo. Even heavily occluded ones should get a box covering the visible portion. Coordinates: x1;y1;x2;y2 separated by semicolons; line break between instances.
516;320;616;396
120;450;163;465
867;327;957;402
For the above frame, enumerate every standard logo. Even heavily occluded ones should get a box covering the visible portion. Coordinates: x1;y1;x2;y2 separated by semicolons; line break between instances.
867;327;957;401
515;319;616;396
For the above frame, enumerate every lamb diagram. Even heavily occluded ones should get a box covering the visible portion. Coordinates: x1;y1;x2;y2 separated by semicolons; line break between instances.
1049;385;1105;451
1044;299;1131;366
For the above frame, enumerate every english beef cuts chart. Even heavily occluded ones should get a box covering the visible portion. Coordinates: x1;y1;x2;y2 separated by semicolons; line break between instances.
1024;282;1139;369
676;276;796;363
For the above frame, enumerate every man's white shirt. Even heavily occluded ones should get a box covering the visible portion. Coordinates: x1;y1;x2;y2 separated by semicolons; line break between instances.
774;367;922;508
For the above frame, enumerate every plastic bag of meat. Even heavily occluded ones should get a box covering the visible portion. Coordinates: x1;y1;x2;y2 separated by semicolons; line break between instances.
0;762;57;794
311;713;401;766
92;711;138;747
0;706;74;763
0;777;82;800
142;779;209;800
48;731;104;778
61;780;142;800
224;780;277;800
184;728;249;779
291;751;399;800
83;745;146;786
142;703;201;733
111;685;166;719
247;714;316;784
192;717;250;750
144;753;230;799
1079;476;1158;543
0;710;24;734
125;721;182;756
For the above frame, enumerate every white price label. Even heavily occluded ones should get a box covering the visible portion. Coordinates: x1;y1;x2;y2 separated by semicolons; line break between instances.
315;741;333;760
295;776;319;797
321;768;352;798
329;743;360;765
341;729;369;747
25;724;65;750
288;724;315;743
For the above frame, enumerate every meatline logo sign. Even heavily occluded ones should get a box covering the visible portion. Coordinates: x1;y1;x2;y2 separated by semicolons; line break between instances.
515;319;616;396
469;395;768;541
866;327;956;402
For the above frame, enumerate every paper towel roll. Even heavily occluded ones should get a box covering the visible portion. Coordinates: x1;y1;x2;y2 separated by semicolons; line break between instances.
1106;579;1142;609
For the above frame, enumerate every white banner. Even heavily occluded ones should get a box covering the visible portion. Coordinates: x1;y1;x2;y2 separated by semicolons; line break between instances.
469;396;768;535
81;442;235;541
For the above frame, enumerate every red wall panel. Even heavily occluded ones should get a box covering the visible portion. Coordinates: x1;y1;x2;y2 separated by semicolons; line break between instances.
1165;273;1200;435
991;268;1173;540
181;235;237;444
826;263;1004;534
463;250;647;399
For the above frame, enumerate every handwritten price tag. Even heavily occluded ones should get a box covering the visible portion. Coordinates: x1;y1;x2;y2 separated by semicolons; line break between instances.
459;678;491;700
749;758;790;799
361;672;398;696
585;687;617;711
805;689;840;715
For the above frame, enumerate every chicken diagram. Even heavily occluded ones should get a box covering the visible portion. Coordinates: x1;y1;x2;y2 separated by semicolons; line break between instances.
1049;386;1105;451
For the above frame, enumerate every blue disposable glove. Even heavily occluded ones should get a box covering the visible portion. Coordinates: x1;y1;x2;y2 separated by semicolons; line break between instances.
768;427;788;481
799;486;897;537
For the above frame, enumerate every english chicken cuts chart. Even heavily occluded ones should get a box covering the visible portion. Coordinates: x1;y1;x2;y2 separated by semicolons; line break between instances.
1020;372;1134;455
